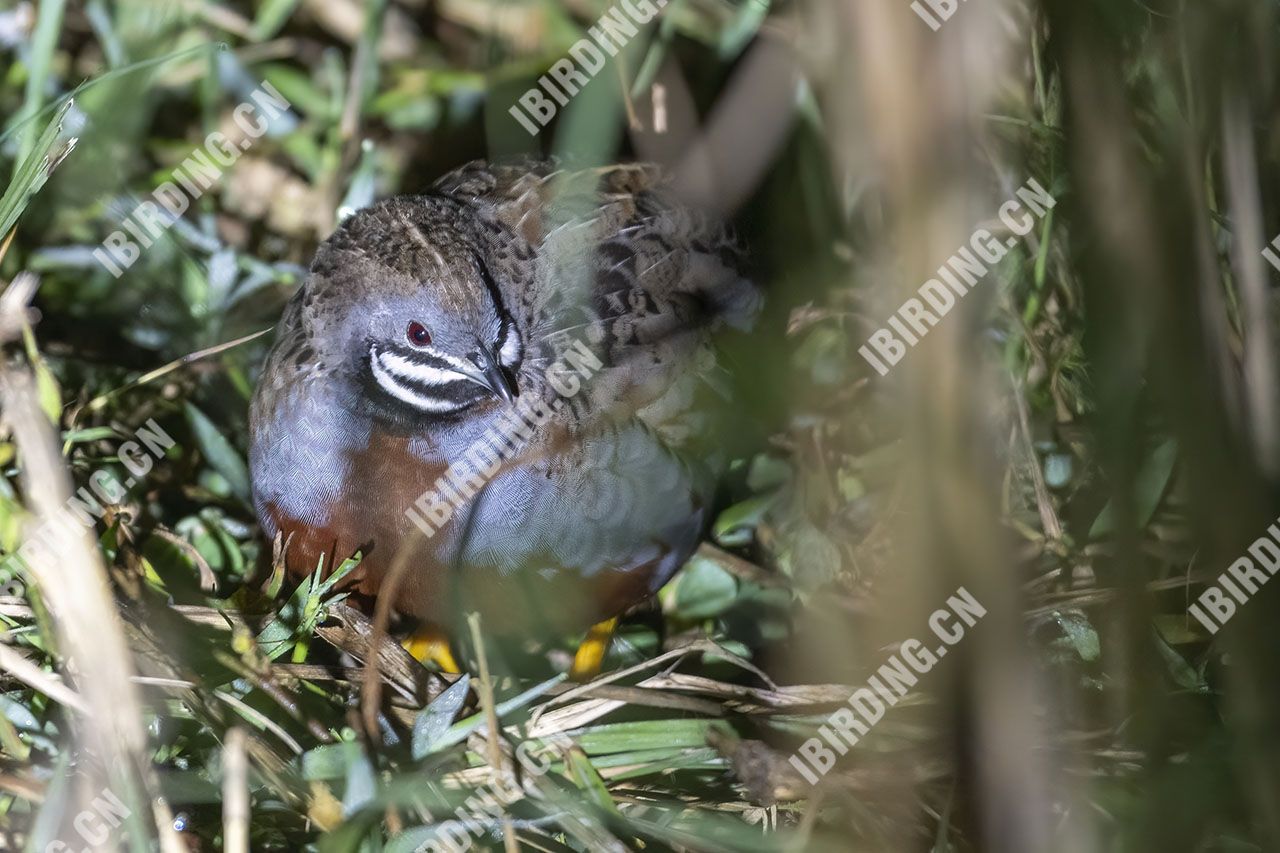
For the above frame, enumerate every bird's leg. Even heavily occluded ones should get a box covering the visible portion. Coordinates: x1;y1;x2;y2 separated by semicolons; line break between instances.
569;616;619;681
403;623;461;673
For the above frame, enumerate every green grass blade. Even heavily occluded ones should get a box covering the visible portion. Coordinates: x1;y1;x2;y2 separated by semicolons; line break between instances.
0;99;76;239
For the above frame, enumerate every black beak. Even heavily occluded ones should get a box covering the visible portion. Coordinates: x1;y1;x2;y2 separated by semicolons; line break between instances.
469;347;518;404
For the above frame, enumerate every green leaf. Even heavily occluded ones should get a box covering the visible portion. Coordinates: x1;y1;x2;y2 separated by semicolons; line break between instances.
711;492;778;547
774;521;842;589
318;553;363;596
260;64;338;120
428;674;565;754
21;323;62;424
251;0;303;40
566;747;619;814
791;324;849;386
673;556;738;620
1052;611;1100;662
1089;439;1178;539
61;426;120;450
568;719;713;755
256;557;326;662
1153;625;1208;693
184;403;251;501
412;675;470;760
717;0;770;58
302;743;352;781
12;0;66;166
386;826;467;853
746;454;791;492
598;747;723;781
24;752;72;853
0;698;29;762
336;139;379;222
342;747;377;817
0;98;76;239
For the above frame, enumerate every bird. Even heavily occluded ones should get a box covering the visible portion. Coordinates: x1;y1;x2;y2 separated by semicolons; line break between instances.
248;159;759;678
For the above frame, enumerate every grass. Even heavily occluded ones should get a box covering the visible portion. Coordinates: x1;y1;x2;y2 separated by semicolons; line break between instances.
0;0;1277;850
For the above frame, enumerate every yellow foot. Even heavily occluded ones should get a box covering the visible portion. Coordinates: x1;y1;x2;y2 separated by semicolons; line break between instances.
569;616;619;681
403;624;461;673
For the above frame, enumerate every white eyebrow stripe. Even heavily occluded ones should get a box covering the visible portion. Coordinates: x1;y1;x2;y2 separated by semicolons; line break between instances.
370;350;465;413
380;350;466;386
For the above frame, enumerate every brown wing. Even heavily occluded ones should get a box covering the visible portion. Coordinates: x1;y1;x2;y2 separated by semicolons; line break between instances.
435;160;760;444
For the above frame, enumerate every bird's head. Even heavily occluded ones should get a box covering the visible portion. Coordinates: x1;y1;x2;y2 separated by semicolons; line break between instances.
296;197;524;423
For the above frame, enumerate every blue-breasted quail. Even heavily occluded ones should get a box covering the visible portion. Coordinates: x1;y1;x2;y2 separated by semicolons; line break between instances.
249;160;759;674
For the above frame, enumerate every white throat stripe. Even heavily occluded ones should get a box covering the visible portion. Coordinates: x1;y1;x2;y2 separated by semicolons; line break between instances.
379;350;466;386
498;325;522;366
370;349;466;413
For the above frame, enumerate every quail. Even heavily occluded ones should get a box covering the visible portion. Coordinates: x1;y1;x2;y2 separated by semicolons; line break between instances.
249;160;759;676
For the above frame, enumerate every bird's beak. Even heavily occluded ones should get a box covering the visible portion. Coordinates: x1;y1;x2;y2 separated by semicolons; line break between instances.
466;346;518;404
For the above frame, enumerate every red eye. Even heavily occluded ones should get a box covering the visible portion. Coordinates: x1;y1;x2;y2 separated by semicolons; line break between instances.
407;321;432;347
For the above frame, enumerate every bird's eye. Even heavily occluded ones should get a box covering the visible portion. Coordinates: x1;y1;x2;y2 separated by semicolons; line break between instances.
406;321;432;347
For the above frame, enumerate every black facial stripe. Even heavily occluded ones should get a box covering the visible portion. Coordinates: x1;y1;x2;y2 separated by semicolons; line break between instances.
367;342;484;411
366;354;483;410
388;344;464;374
403;378;475;399
472;250;515;329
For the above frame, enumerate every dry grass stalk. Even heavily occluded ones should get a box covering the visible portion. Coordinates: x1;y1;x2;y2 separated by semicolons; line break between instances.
0;272;183;852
